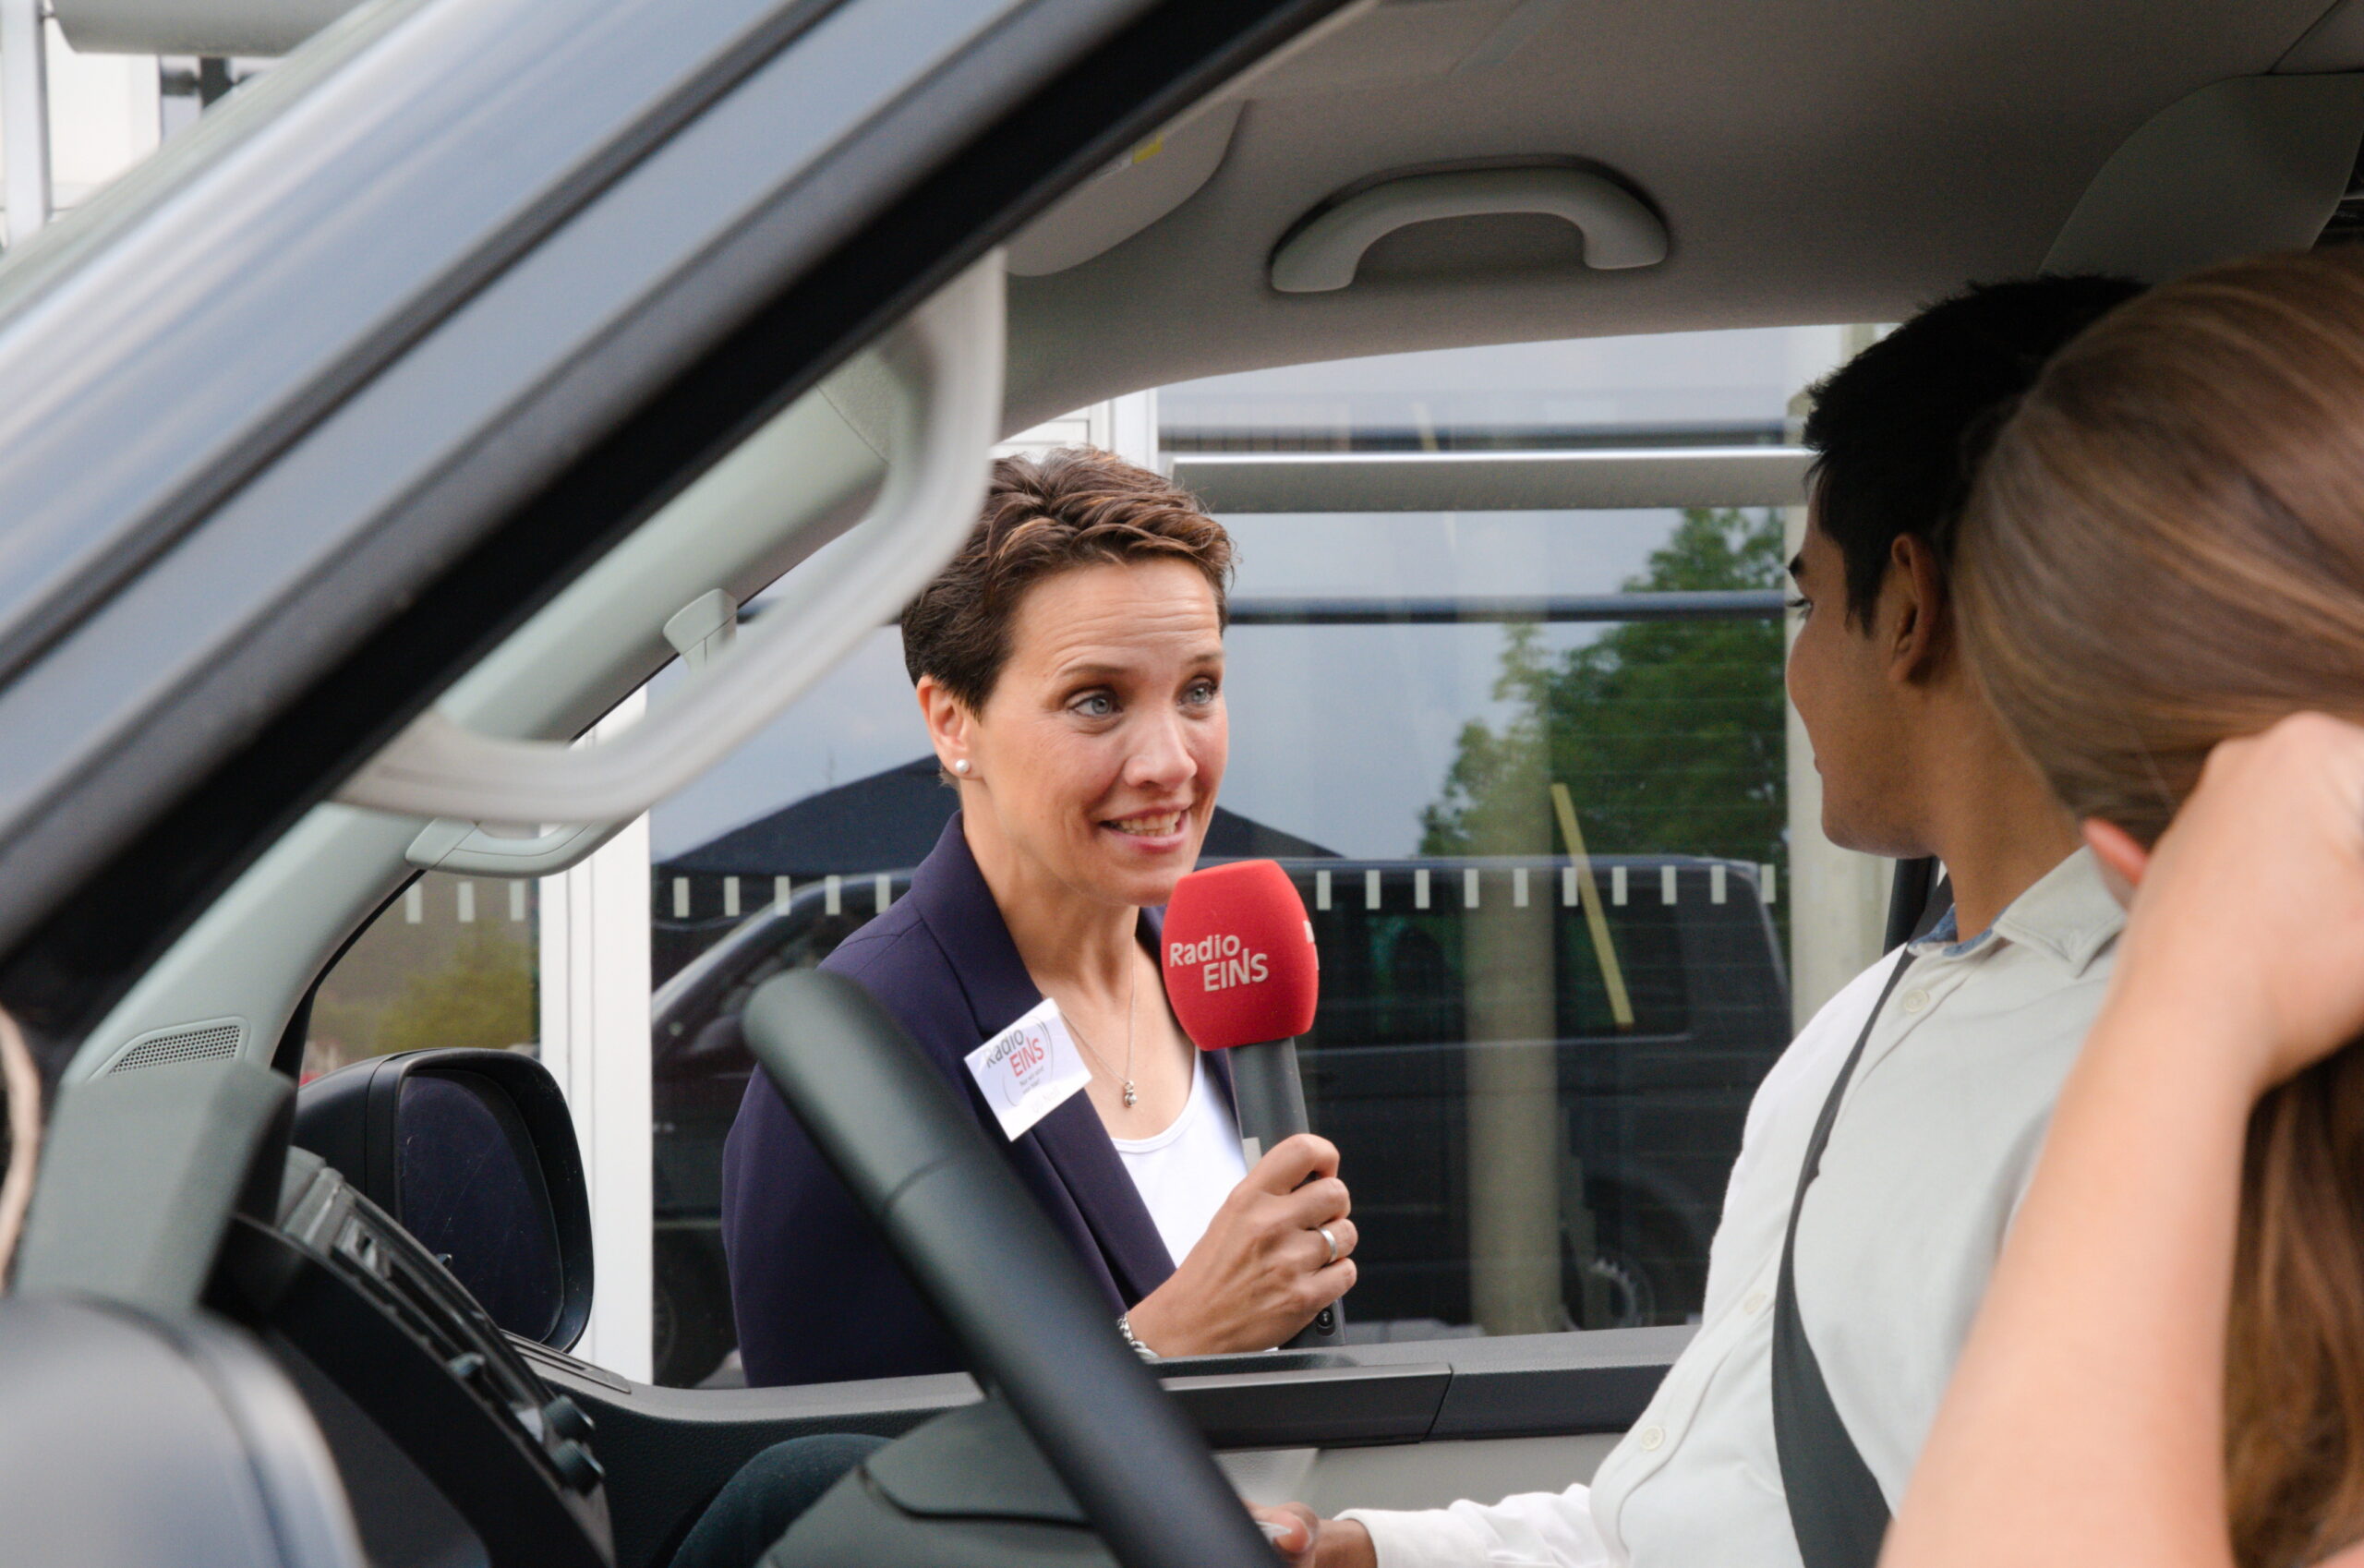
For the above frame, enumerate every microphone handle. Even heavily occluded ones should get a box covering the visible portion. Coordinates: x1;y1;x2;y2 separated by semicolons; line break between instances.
1229;1038;1309;1155
1228;1039;1346;1350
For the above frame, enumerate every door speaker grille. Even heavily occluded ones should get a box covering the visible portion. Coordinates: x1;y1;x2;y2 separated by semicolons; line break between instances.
108;1020;245;1073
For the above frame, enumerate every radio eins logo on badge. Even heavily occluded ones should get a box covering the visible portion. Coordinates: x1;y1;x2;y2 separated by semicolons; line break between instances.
985;1025;1048;1104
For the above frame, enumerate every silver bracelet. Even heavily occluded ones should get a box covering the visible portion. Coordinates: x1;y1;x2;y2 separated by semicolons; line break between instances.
1116;1312;1159;1364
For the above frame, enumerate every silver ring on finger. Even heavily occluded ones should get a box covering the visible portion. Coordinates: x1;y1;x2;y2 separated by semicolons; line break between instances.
1317;1224;1339;1267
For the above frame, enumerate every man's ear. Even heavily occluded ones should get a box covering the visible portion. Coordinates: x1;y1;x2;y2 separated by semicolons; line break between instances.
1883;534;1951;684
914;675;973;770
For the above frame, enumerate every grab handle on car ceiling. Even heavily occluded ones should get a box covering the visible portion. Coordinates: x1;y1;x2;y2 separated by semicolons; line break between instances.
334;252;1004;826
396;590;740;875
402;817;629;877
1269;167;1667;293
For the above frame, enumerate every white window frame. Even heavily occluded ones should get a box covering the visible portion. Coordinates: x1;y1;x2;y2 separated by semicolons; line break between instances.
537;694;655;1381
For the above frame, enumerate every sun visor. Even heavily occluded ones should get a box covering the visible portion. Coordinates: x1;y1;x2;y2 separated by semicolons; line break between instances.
1007;102;1244;278
1001;0;1424;282
2043;73;2364;282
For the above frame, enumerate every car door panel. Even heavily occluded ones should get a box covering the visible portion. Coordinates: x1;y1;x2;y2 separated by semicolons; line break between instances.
516;1327;1686;1568
1223;1433;1622;1517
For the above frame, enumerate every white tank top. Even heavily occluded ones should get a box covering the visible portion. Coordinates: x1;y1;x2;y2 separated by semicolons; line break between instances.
1108;1053;1250;1269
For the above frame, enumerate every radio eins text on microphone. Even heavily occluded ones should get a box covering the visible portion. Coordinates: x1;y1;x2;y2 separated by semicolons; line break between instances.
1168;932;1269;993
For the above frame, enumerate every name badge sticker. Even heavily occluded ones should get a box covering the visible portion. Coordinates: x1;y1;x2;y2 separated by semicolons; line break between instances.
963;997;1091;1140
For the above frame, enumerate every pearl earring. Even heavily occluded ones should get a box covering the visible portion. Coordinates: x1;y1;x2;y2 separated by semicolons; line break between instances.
952;758;971;775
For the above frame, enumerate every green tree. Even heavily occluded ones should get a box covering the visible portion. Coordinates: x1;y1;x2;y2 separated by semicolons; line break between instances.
1422;507;1787;868
377;923;537;1057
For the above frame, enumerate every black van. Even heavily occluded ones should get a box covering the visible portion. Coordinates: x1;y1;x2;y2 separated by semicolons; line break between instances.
650;853;1787;1385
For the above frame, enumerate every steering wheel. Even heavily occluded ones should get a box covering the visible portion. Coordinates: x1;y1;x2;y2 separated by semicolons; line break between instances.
740;970;1272;1568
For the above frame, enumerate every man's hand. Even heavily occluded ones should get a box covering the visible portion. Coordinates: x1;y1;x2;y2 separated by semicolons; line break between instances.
1248;1502;1375;1568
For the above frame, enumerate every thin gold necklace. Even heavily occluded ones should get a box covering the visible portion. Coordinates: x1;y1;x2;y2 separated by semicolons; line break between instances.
1064;959;1140;1109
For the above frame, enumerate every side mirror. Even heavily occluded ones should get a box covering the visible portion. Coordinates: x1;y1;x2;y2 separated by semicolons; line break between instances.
293;1048;592;1351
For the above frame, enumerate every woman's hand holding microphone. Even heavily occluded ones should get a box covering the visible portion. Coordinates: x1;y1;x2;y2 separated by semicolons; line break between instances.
1124;1132;1356;1357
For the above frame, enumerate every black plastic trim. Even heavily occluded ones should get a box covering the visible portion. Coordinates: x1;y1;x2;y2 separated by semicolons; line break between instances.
1429;1357;1676;1441
291;1047;595;1351
211;1193;610;1568
1163;1363;1452;1450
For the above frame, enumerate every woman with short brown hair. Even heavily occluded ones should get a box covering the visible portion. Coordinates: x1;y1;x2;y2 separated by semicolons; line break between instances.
722;448;1356;1389
1884;247;2364;1568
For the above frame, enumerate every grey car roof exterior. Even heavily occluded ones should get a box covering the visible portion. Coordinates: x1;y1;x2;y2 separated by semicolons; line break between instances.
0;0;1346;1041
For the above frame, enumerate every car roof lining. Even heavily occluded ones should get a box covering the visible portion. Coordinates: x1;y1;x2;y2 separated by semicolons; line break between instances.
1001;0;2353;426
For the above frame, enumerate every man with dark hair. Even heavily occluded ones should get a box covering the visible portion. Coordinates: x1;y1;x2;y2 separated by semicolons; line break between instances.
1801;274;2148;627
1260;275;2144;1568
1785;275;2145;900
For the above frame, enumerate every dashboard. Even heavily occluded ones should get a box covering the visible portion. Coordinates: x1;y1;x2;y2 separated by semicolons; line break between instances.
210;1149;613;1568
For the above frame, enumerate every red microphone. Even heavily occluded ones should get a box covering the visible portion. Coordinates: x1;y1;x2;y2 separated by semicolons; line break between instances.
1163;860;1320;1158
1164;860;1345;1346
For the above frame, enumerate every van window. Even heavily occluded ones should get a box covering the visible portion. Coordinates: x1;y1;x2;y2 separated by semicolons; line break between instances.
315;325;1889;1387
305;873;539;1080
633;327;1870;1383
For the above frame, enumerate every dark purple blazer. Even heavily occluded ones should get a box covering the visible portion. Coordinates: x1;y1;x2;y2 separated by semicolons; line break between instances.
719;814;1236;1388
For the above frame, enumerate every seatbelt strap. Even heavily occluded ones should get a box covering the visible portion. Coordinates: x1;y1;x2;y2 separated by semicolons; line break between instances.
1773;951;1917;1568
